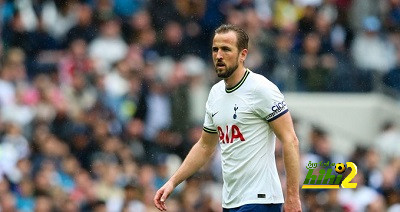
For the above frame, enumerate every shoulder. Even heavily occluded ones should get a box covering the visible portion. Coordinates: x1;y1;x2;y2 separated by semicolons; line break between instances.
207;80;224;103
209;80;225;95
248;71;281;94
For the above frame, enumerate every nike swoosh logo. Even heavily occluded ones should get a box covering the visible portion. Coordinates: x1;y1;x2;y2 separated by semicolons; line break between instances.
212;112;219;117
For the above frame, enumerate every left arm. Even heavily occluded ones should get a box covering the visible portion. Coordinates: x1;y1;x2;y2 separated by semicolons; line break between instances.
269;112;301;212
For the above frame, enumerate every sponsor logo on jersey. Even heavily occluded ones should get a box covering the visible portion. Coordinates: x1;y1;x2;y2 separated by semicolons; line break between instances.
217;125;245;144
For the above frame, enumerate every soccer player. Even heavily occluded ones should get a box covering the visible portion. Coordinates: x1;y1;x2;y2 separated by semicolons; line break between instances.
154;24;301;212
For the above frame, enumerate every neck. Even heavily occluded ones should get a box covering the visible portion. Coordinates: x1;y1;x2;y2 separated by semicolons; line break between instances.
224;66;246;88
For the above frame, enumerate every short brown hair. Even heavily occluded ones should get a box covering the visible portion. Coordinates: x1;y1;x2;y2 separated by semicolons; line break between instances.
214;24;249;51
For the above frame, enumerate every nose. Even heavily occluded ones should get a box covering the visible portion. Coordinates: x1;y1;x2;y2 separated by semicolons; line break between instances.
216;50;223;60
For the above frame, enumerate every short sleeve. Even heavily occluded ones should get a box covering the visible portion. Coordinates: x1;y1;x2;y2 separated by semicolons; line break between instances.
252;81;288;122
203;96;217;133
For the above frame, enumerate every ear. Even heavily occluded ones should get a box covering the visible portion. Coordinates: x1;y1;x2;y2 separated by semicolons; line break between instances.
240;49;248;62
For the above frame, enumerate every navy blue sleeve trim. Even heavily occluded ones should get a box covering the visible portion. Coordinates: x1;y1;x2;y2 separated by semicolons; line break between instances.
267;109;289;122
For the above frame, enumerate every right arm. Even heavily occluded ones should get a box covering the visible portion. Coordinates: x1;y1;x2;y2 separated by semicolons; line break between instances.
154;130;219;211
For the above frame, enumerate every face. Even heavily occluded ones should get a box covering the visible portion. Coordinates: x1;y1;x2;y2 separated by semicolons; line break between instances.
212;31;245;78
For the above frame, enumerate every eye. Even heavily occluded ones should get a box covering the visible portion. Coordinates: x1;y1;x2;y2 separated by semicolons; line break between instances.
212;47;218;52
221;47;231;52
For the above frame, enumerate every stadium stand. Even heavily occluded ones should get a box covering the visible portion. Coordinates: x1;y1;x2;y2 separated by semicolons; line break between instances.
0;0;399;211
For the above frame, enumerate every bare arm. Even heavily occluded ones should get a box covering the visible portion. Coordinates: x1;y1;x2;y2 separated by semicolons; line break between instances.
154;131;219;211
269;112;301;212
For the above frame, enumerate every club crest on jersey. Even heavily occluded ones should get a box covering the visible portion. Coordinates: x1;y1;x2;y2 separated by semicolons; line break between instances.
217;125;245;144
233;104;238;119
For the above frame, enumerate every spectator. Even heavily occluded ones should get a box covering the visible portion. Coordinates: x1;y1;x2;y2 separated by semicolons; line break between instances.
155;21;187;60
298;33;336;91
58;38;93;86
0;123;30;182
351;16;397;91
41;0;78;41
0;191;17;212
15;178;35;212
374;122;400;164
65;3;97;46
89;16;128;74
338;171;383;212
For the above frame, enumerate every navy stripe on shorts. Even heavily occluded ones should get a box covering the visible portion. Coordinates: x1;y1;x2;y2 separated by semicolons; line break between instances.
223;204;283;212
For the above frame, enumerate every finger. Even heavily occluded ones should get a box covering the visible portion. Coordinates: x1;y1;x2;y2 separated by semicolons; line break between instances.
160;193;168;211
161;189;170;203
155;199;166;211
154;189;162;203
154;198;163;211
154;190;165;211
160;200;167;211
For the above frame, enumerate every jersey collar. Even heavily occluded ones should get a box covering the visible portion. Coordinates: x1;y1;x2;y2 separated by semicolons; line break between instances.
225;69;250;93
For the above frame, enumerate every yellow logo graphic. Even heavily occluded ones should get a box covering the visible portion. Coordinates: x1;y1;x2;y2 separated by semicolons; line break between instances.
335;163;346;174
302;161;357;189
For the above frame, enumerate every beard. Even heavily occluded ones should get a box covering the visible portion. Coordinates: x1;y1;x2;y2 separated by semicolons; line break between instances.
214;59;239;79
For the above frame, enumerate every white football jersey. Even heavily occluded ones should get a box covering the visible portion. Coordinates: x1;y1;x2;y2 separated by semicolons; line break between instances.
203;69;287;208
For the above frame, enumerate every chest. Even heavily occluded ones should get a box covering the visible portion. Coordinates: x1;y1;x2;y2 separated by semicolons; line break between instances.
210;95;256;128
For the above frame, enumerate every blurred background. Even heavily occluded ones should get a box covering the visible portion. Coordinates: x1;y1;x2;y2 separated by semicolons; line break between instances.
0;0;399;211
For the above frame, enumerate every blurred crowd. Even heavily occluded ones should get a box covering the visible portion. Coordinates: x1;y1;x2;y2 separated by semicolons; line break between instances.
0;0;399;211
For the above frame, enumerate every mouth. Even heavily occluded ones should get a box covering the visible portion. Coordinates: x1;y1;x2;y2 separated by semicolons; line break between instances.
216;63;226;68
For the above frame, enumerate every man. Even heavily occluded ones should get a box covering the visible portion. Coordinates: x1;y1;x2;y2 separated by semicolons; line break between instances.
154;24;301;212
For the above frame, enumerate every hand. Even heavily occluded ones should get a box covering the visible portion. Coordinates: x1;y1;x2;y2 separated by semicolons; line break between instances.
154;181;175;211
284;196;302;212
